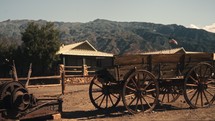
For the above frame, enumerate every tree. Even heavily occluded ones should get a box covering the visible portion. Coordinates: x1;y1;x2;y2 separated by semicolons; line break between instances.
0;38;18;62
21;22;61;75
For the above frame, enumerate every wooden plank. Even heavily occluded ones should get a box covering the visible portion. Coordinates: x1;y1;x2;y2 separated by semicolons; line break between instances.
0;78;13;81
0;75;61;81
185;53;213;62
64;66;82;68
114;55;149;65
151;54;184;63
52;113;61;120
27;84;61;88
18;75;61;80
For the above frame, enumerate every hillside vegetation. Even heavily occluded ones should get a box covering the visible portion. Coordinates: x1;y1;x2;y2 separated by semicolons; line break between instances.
1;19;215;54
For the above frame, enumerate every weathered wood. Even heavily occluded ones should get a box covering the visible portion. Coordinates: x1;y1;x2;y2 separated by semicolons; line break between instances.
184;53;213;63
115;55;148;65
18;75;61;80
52;113;61;120
0;78;13;81
27;84;61;88
115;53;213;66
113;53;214;80
151;54;183;63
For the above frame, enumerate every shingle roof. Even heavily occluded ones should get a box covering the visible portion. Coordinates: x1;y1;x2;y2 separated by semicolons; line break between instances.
57;40;113;57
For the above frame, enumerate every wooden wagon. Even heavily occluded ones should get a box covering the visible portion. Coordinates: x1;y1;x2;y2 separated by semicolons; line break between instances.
89;53;215;114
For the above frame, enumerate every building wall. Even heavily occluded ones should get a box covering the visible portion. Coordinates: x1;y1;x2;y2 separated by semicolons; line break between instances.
61;55;113;75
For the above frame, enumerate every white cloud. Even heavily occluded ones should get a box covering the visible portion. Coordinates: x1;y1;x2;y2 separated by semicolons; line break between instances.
203;23;215;33
188;23;215;33
189;24;200;29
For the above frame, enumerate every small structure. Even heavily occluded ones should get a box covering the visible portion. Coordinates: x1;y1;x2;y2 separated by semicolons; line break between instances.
57;40;113;75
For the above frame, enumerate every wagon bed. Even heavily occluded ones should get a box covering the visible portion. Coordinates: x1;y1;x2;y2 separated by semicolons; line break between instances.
114;53;214;79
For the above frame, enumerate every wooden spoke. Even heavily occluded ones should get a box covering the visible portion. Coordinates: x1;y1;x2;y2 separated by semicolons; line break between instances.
189;75;199;84
145;94;156;100
186;83;198;87
126;85;137;92
106;95;108;108
142;73;148;81
131;78;138;89
203;67;209;78
202;90;209;104
125;93;135;98
93;81;103;89
140;97;144;110
142;95;152;108
92;89;102;93
200;92;203;107
145;88;156;92
205;90;214;97
206;79;215;84
194;69;200;81
89;76;120;109
135;97;139;112
186;89;195;94
122;70;158;114
99;95;106;107
207;86;215;89
109;95;114;106
195;91;200;106
190;89;198;102
110;93;119;99
128;95;137;106
161;92;166;102
143;81;153;91
94;93;104;101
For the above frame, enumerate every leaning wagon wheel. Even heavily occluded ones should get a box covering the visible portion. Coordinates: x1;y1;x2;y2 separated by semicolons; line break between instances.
89;76;121;109
0;81;30;118
122;70;159;114
184;63;215;108
159;85;181;103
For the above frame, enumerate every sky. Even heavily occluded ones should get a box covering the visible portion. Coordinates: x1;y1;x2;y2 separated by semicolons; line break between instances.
0;0;215;32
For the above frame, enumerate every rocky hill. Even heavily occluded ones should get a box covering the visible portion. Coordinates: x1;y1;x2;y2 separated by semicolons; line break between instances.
1;19;215;54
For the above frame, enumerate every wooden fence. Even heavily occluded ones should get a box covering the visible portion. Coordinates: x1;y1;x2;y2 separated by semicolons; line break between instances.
0;64;66;95
0;64;97;92
63;65;97;76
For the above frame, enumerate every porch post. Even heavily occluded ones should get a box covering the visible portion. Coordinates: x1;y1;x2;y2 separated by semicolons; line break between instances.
82;58;88;76
62;55;66;65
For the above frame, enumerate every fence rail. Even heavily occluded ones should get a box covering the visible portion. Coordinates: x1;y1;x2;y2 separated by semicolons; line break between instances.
64;65;97;76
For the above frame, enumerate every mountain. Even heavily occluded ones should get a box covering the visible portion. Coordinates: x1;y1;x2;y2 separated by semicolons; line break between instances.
1;19;215;55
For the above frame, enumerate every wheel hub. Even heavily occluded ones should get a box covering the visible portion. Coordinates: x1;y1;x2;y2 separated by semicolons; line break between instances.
136;89;144;97
102;85;110;95
198;83;207;91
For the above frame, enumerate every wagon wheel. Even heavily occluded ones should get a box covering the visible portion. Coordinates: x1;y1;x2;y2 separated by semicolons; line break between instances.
159;85;181;103
184;63;215;108
122;70;159;114
0;81;30;118
89;76;121;109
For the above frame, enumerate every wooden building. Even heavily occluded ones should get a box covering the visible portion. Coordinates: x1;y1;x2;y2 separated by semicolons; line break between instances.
57;40;113;75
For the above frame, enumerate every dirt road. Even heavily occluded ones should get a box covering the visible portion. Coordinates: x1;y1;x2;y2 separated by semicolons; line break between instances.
52;85;215;121
29;84;215;121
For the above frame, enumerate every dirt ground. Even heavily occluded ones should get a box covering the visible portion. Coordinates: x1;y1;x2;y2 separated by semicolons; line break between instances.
28;84;215;121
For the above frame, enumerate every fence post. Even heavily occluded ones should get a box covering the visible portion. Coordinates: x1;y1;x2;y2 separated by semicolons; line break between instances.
59;64;65;95
82;64;88;76
12;60;18;81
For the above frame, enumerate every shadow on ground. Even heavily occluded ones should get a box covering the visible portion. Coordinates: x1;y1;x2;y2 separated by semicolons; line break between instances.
61;104;191;120
62;106;128;120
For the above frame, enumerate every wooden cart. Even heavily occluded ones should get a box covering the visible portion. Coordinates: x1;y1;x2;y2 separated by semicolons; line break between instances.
89;53;215;114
